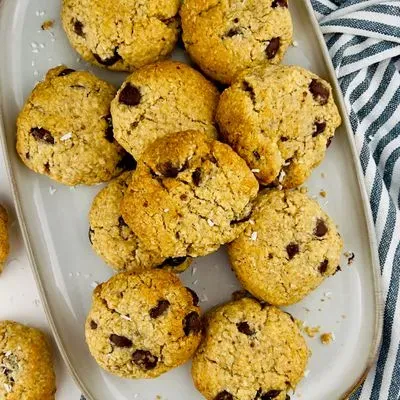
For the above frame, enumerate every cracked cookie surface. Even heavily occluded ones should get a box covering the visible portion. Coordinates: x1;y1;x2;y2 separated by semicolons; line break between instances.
110;61;219;159
0;206;9;273
228;189;343;306
121;130;259;259
62;0;180;71
0;321;56;400
85;269;202;378
16;66;132;186
89;171;191;273
180;0;293;84
191;298;308;400
216;64;341;188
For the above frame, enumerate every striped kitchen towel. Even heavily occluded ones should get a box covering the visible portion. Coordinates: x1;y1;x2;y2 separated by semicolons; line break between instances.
311;0;400;399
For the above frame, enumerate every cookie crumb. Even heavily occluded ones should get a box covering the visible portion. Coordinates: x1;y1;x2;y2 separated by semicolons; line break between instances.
41;19;54;30
297;320;320;337
299;186;308;194
320;332;334;345
319;190;327;198
345;251;355;265
321;172;326;178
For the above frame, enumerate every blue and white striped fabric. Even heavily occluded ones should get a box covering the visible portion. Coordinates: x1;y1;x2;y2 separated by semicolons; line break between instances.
311;0;400;399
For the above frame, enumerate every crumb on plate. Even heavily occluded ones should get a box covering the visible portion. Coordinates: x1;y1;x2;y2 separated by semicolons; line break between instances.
41;19;54;30
320;332;335;345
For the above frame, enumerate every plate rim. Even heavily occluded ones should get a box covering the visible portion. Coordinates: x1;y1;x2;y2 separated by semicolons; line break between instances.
0;0;383;399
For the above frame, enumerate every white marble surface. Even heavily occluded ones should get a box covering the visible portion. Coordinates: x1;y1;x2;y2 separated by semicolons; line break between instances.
0;147;81;399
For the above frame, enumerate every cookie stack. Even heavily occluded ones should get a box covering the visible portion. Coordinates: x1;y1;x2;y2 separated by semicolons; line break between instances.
15;0;344;399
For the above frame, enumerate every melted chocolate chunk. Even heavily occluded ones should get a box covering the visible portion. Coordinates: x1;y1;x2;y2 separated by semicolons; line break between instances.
215;391;233;400
73;19;85;37
90;320;97;329
30;127;54;144
119;83;142;106
314;219;328;237
186;287;199;306
93;48;122;66
309;79;329;105
319;259;329;274
132;350;158;370
149;300;170;318
236;321;255;336
117;153;137;171
109;334;132;348
58;68;76;77
183;312;202;335
312;121;327;137
286;243;299;259
266;37;280;59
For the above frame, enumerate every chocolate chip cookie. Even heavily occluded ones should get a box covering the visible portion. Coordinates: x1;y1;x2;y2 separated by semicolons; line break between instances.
89;171;191;273
61;0;180;71
85;269;202;378
180;0;293;84
216;64;341;188
121;130;259;260
228;189;343;306
0;321;56;400
192;298;309;400
110;61;219;159
0;206;9;273
16;66;133;186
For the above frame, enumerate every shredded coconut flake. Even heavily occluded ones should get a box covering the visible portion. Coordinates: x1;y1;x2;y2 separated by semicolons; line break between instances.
32;48;39;53
278;169;286;183
31;42;38;48
91;281;99;288
121;315;131;321
4;351;12;357
304;369;310;377
251;169;260;173
49;186;56;195
60;132;72;141
163;208;169;213
251;231;258;241
192;279;198;285
207;219;215;227
192;266;197;276
293;40;299;47
4;384;12;393
248;219;255;225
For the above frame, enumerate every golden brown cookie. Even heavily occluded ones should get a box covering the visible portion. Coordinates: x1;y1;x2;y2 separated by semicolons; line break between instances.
180;0;293;84
89;171;191;273
110;61;219;159
16;66;134;186
62;0;180;71
192;298;309;400
228;189;343;305
85;270;202;378
121;131;259;260
216;64;341;188
0;321;56;400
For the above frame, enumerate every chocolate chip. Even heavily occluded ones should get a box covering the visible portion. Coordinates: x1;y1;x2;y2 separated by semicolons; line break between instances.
30;127;54;144
286;396;291;400
312;121;326;137
158;160;188;178
180;194;188;201
215;391;233;400
280;136;288;142
309;79;329;105
89;228;94;245
90;320;97;329
183;311;202;335
286;243;299;259
25;152;30;159
226;28;241;37
314;219;328;237
231;214;251;225
73;19;85;37
192;168;202;186
117;153;137;171
160;257;187;268
132;350;158;370
333;265;341;275
149;299;170;318
44;162;50;173
284;312;295;323
119;83;142;106
104;115;114;142
234;18;240;23
326;137;333;148
272;0;288;7
236;321;255;336
266;37;280;59
109;334;132;348
58;68;76;77
186;287;199;306
319;259;329;274
118;216;128;227
93;48;122;66
253;150;261;160
262;390;282;400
